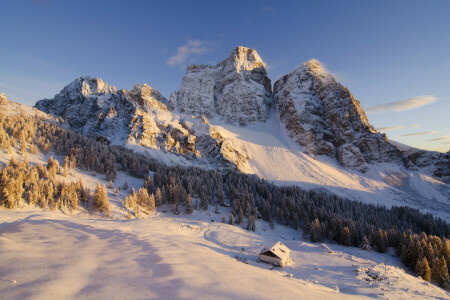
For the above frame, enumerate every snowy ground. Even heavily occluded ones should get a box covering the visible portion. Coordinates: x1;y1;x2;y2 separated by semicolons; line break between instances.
2;207;450;299
1;151;450;299
211;116;450;221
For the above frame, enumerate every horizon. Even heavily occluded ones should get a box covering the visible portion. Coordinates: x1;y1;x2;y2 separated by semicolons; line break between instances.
1;0;449;152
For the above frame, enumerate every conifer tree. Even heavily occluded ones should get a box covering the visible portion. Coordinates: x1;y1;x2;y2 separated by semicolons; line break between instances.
434;256;449;288
360;235;373;251
185;194;193;214
229;213;234;225
200;191;208;210
148;193;155;212
417;257;431;282
63;156;69;177
155;187;162;207
137;187;150;209
375;229;387;253
1;187;14;208
310;218;321;243
93;183;110;216
341;226;351;246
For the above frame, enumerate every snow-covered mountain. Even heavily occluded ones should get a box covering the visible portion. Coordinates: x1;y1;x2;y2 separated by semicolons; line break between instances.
31;47;449;219
273;60;402;171
35;77;250;171
169;46;272;126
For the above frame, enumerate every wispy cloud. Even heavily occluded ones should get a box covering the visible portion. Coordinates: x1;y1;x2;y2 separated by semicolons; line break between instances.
376;125;405;132
262;6;275;14
428;135;450;142
376;123;423;133
26;54;54;69
166;40;212;67
367;95;437;114
402;131;438;137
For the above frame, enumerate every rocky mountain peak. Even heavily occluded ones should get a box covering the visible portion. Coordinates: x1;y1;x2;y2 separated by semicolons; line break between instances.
304;59;324;72
170;46;272;125
62;76;117;99
228;46;266;72
274;60;400;170
128;83;168;112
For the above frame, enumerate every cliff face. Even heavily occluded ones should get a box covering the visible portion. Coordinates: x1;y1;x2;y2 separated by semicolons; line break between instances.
169;46;272;126
273;60;402;170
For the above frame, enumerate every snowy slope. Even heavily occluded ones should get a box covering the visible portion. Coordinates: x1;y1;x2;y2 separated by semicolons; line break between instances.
210;115;450;221
1;206;449;299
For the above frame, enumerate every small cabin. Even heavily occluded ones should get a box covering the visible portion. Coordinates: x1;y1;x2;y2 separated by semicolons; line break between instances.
258;242;291;267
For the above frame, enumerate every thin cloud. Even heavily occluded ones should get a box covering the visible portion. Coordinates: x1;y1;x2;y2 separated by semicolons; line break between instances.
166;40;212;66
367;95;437;114
428;135;450;142
402;131;438;137
261;6;275;14
26;54;54;69
376;125;405;132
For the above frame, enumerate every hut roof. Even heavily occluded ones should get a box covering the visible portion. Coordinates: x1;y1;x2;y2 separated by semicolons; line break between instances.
259;242;290;260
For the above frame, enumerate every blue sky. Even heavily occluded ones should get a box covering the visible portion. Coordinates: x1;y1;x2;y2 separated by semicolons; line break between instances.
1;0;449;152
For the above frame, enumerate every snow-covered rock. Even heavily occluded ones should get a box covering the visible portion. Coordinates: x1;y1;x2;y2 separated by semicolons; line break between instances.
273;60;402;170
170;46;272;125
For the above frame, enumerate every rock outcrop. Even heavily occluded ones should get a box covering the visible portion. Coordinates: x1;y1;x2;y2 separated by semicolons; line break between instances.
273;60;402;170
169;46;272;125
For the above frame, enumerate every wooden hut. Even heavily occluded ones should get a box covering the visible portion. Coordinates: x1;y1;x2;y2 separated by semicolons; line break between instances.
258;242;291;267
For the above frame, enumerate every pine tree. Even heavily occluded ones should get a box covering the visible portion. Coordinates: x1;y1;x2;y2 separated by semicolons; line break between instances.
63;156;69;177
221;214;226;223
1;187;14;208
144;175;153;193
417;257;431;282
185;194;193;214
93;183;110;216
123;181;128;190
435;256;449;288
360;235;373;251
375;229;387;253
237;207;244;224
310;218;321;243
200;191;208;210
228;213;234;225
155;187;162;207
246;215;256;231
341;226;351;246
137;187;150;209
148;193;155;212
